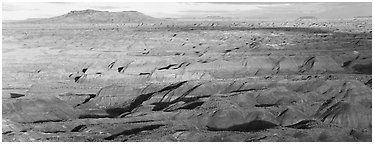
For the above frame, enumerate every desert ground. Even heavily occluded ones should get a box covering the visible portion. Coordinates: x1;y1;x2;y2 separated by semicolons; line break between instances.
2;10;372;142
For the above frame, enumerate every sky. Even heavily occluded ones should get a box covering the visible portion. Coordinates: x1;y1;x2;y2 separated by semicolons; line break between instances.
2;2;372;20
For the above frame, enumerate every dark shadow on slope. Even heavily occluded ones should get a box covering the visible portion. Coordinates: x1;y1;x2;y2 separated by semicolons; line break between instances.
104;93;155;117
78;114;112;119
10;93;25;98
207;120;278;132
74;94;97;107
352;63;372;74
105;107;129;118
157;81;188;92
152;83;202;111
178;101;204;109
167;101;204;111
285;120;319;129
298;56;315;73
178;95;211;103
71;125;88;132
104;124;165;140
104;81;189;117
152;102;171;111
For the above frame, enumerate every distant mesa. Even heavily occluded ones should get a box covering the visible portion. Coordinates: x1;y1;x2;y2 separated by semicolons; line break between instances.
66;9;103;15
11;9;160;24
205;16;233;19
353;16;372;19
297;16;318;20
121;10;139;12
206;16;225;19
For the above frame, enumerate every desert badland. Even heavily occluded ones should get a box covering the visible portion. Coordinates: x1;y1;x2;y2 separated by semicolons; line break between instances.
2;8;372;142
